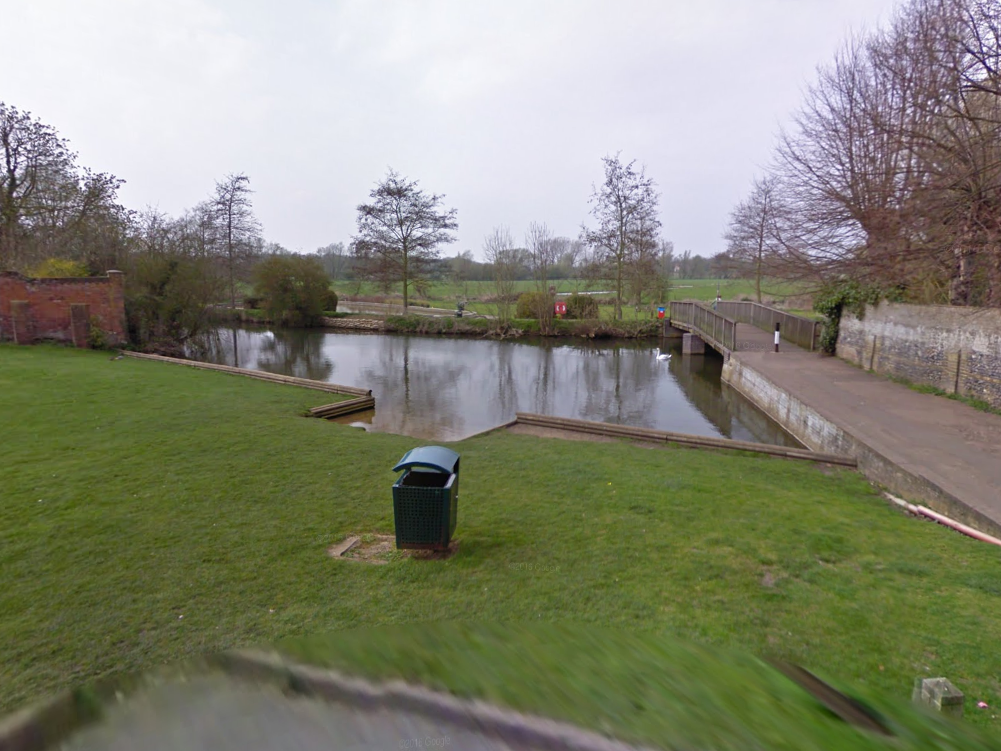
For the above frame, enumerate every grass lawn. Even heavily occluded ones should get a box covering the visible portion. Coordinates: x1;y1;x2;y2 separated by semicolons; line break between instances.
283;622;998;751
332;278;809;320
2;344;1000;748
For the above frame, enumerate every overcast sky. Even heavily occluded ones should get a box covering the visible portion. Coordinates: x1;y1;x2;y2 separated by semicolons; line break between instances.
4;0;901;260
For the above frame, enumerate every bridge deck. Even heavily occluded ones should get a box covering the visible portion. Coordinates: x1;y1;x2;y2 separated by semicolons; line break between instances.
733;323;777;353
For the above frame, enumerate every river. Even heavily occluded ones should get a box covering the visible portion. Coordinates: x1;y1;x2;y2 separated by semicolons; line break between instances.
192;326;800;446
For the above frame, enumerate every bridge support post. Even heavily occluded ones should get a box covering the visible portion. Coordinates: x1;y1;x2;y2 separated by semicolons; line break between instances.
682;333;705;355
662;322;685;339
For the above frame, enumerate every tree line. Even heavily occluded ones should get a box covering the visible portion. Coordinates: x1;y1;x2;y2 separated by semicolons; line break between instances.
723;0;1001;307
2;99;728;346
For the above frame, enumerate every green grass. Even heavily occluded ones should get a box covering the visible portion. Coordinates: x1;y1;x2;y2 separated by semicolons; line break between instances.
2;344;1001;748
283;622;999;751
332;278;808;320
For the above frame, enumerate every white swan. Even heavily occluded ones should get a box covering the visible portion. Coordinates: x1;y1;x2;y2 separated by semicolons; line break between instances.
655;349;671;361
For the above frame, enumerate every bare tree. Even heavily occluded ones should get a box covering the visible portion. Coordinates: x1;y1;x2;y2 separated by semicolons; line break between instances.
210;173;261;307
483;226;520;321
450;249;475;299
1;102;126;272
526;221;558;326
723;176;784;302
582;154;661;319
762;0;1001;306
352;169;458;311
526;222;556;287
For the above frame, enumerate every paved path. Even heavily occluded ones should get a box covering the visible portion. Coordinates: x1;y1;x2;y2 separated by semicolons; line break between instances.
61;674;532;751
729;322;1001;531
59;672;653;751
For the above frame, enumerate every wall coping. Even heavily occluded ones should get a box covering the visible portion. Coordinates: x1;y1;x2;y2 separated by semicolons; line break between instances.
0;271;116;284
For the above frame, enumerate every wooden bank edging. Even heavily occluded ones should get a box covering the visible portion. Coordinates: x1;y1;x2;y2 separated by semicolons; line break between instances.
120;351;371;397
512;413;856;466
309;396;376;419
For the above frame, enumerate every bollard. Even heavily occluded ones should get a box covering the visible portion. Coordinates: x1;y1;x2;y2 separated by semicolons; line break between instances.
913;677;964;717
774;322;780;353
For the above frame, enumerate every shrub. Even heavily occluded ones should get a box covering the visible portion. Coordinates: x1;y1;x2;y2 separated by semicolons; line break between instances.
124;251;223;351
31;258;89;278
516;291;552;319
813;279;888;354
565;294;598;319
322;289;339;313
254;255;331;327
86;317;110;349
242;296;262;309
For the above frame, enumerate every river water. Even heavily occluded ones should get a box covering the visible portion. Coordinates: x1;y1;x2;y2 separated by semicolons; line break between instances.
192;326;800;446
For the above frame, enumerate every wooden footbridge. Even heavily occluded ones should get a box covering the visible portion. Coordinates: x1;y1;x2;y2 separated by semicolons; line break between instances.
667;301;823;357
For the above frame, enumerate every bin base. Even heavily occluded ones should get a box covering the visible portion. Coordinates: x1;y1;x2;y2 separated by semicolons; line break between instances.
396;540;450;551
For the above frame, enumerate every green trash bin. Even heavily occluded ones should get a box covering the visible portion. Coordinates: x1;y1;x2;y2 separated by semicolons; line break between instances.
392;446;460;551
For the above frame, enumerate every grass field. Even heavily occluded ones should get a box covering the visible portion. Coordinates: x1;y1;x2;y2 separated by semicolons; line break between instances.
331;278;808;319
3;344;1000;748
283;622;998;751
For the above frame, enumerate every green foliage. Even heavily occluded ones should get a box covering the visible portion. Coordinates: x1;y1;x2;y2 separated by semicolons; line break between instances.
30;258;90;278
322;288;338;313
253;255;331;327
86;317;109;350
516;291;552;319
812;280;887;354
283;622;1000;751
123;251;222;352
242;295;261;309
564;293;599;319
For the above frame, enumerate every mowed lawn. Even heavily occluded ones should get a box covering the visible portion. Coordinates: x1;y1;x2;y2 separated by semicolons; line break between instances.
332;277;808;319
2;344;1001;744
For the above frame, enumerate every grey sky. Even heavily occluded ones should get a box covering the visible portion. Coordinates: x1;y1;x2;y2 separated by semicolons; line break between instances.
4;0;900;260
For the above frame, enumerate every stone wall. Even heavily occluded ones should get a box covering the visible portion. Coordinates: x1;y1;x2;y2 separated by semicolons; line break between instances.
0;271;127;346
838;302;1001;409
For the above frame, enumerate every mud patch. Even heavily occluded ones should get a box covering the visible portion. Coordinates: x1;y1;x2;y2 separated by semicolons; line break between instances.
327;534;459;564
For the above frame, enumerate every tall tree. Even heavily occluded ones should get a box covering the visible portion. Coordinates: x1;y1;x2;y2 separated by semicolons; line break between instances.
526;221;557;325
723;176;783;302
0;102;126;272
483;226;521;321
582;154;661;320
352;169;458;311
210;173;261;308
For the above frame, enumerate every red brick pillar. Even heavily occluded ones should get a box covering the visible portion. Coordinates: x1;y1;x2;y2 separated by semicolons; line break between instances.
11;300;33;344
70;303;91;348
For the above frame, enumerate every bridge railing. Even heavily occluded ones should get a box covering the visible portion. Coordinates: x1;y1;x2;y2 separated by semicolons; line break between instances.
713;301;823;351
669;301;737;352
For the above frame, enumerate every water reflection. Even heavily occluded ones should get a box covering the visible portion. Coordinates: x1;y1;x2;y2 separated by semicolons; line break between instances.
192;326;800;446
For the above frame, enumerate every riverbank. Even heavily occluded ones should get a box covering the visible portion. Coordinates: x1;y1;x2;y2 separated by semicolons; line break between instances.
210;307;662;339
3;343;1001;745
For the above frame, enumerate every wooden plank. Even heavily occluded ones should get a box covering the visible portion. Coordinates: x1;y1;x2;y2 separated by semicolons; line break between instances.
121;351;372;396
768;659;892;736
513;413;856;466
310;396;376;419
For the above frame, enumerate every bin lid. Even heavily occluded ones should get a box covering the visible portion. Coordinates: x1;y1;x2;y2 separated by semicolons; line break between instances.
392;446;459;474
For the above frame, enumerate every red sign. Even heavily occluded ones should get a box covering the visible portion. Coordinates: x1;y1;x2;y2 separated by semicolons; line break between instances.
657;307;666;319
554;301;567;316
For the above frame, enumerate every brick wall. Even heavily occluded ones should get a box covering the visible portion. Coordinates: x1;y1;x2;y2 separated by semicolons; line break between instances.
0;271;127;346
838;302;1001;409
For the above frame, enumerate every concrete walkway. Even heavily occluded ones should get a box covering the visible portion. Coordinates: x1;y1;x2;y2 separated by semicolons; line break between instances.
61;675;524;751
727;323;1001;534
